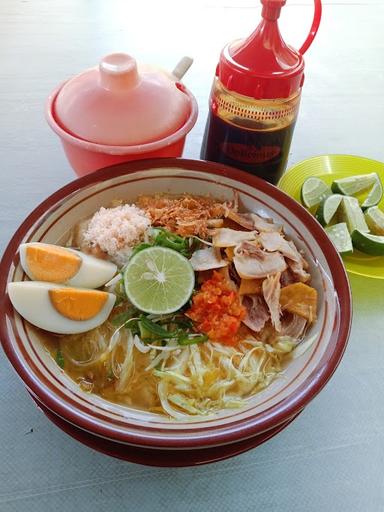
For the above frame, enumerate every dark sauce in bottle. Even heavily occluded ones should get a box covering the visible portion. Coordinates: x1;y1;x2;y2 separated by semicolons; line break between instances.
201;112;296;185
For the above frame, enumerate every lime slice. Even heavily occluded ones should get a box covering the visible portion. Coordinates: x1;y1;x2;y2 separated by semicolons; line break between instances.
364;206;384;235
331;173;377;195
351;230;384;256
325;223;353;254
338;196;369;234
123;247;195;314
316;194;343;226
301;177;332;208
361;178;383;209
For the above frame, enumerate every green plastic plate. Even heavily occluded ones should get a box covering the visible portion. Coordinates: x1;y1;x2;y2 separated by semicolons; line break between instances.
278;154;384;280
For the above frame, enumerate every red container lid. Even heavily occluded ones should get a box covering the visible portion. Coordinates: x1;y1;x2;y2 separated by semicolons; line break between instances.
217;0;322;99
54;53;191;146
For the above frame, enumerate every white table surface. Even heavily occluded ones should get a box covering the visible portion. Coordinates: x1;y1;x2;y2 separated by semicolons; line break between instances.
1;1;384;511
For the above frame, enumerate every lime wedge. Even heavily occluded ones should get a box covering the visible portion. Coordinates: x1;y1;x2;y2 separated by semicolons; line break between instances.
316;194;343;226
123;247;195;314
361;178;383;209
301;177;332;208
339;196;369;234
351;230;384;256
364;206;384;235
325;223;353;254
331;173;377;195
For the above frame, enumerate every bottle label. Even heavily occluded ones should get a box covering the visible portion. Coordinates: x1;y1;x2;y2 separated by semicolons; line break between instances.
220;142;281;164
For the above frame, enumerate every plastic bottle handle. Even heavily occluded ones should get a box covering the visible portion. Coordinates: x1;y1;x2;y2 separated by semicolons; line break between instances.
299;0;322;55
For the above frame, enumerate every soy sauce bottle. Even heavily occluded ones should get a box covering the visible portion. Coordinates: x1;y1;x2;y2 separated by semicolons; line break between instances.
201;0;322;185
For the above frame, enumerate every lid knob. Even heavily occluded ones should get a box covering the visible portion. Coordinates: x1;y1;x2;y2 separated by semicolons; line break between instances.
99;53;139;91
261;0;286;21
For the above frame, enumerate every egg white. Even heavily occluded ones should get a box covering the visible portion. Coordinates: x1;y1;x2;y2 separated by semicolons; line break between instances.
19;243;117;288
7;281;116;334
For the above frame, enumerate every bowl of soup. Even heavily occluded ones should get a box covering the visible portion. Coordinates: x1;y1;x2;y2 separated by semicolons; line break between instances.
0;158;351;459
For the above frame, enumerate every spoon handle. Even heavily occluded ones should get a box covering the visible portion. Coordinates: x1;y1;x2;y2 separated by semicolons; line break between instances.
172;56;193;81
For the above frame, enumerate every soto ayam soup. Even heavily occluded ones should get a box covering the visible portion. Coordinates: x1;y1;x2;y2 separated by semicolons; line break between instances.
8;193;318;419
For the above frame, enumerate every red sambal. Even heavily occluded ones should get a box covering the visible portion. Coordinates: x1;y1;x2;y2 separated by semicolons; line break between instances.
186;271;246;346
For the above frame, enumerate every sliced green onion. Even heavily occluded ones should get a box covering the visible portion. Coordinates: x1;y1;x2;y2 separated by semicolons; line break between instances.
139;316;175;340
130;227;194;259
153;228;190;255
56;349;65;369
111;307;139;327
130;242;153;258
178;334;208;346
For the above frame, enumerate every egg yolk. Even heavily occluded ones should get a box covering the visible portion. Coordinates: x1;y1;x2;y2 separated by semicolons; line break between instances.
49;288;108;321
26;245;81;282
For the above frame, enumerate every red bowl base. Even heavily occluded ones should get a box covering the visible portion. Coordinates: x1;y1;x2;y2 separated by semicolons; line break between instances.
35;398;301;467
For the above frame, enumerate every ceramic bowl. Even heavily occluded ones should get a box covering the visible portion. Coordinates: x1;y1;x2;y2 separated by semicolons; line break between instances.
34;396;301;466
0;159;352;453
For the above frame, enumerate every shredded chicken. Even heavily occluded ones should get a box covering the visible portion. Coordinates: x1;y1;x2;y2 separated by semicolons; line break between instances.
233;241;287;279
242;294;270;332
212;228;257;247
262;272;282;332
226;211;256;230
251;213;282;233
227;211;281;233
189;247;228;271
257;233;311;283
259;232;301;262
288;258;311;283
137;194;230;237
280;269;297;287
280;313;307;339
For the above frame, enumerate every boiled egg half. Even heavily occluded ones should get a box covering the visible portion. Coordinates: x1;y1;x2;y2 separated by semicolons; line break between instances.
8;281;116;334
19;243;117;289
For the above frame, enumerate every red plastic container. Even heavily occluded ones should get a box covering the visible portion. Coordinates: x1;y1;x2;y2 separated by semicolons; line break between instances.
46;54;198;177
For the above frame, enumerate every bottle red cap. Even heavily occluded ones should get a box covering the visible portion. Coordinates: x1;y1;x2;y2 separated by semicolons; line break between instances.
217;0;322;99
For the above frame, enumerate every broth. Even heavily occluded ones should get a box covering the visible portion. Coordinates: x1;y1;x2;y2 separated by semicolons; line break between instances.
30;193;316;419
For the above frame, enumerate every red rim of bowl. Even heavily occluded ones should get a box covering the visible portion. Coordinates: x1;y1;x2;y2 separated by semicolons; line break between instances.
45;83;198;155
0;158;352;449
